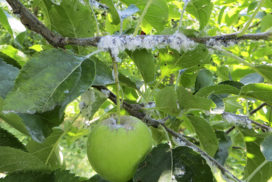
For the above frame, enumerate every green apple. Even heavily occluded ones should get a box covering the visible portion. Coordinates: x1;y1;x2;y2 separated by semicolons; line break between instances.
87;116;153;182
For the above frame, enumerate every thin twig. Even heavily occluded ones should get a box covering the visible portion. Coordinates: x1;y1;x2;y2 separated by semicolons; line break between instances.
250;119;271;131
250;103;267;115
178;0;190;31
223;112;272;132
225;126;235;134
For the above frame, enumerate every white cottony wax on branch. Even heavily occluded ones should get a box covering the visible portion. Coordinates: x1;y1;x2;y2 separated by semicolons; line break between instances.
222;112;252;129
97;32;196;61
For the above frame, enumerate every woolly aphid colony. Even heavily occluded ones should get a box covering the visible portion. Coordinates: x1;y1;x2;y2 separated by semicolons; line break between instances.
97;32;197;61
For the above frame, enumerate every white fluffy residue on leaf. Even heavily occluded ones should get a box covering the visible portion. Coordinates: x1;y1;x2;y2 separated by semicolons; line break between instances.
222;112;252;129
97;33;197;61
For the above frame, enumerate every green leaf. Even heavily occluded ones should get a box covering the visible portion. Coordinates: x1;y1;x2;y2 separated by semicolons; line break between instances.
0;110;61;143
179;67;198;88
80;88;107;119
92;57;115;86
37;106;64;129
33;0;52;29
0;146;47;173
261;14;272;32
242;129;272;182
195;69;214;92
196;84;240;97
121;0;168;31
0;7;13;37
261;135;272;161
100;0;120;25
0;45;27;67
265;0;272;8
17;113;52;142
59;59;96;114
231;66;255;81
240;83;272;105
177;86;215;111
49;170;86;182
87;174;109;182
224;9;240;26
0;127;26;151
1;54;90;141
0;170;82;182
134;144;172;182
220;80;244;89
119;73;138;89
92;57;137;88
168;4;180;20
159;49;180;77
173;146;214;181
127;49;155;84
135;144;214;182
26;128;64;168
254;65;272;83
155;86;179;115
0;59;19;98
240;73;264;85
186;0;213;30
0;97;28;136
218;6;226;24
0;52;21;69
0;171;52;182
143;0;168;31
214;131;232;165
248;2;258;13
48;0;96;37
3;49;85;113
209;94;225;113
217;65;230;81
1;97;51;142
177;45;211;68
224;96;243;113
187;115;218;156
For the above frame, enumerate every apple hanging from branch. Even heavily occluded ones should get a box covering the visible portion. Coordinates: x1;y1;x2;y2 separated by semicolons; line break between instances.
87;116;153;182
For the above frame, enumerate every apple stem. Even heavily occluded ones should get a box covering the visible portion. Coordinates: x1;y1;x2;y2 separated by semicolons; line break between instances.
112;54;121;124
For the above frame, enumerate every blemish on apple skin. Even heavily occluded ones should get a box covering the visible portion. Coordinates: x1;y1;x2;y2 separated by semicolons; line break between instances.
106;117;135;131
